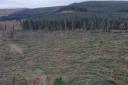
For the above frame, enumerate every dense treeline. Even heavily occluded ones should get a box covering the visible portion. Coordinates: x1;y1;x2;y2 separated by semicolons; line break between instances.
22;13;128;32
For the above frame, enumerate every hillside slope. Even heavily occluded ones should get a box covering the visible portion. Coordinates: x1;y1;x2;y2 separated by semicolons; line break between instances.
0;9;23;17
0;1;128;20
1;1;128;20
0;6;61;20
70;1;128;12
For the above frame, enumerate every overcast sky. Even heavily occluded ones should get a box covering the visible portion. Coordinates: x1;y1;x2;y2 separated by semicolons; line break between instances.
0;0;90;8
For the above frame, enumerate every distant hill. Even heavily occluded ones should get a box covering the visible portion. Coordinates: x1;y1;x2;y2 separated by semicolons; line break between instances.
9;6;61;16
69;1;128;12
0;6;61;20
0;9;23;17
1;1;128;21
57;3;88;13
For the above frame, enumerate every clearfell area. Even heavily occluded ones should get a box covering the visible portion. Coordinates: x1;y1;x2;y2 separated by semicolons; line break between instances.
0;1;128;85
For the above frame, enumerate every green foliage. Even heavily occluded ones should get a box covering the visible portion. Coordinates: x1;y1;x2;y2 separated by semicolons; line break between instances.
12;77;16;85
54;78;65;85
96;80;117;85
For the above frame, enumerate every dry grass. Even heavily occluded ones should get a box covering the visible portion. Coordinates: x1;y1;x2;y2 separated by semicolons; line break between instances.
1;30;128;85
